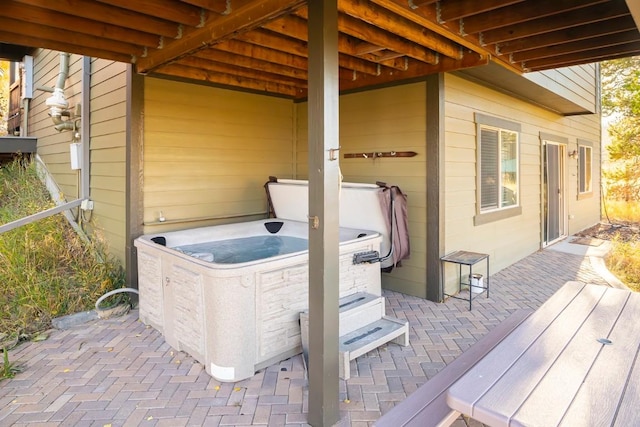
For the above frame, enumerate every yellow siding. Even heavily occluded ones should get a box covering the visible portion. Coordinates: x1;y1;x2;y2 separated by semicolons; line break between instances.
443;74;601;294
142;78;295;234
31;50;83;200
89;59;127;263
296;83;428;297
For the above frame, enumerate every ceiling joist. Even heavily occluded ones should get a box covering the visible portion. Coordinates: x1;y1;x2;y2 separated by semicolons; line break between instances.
0;0;637;98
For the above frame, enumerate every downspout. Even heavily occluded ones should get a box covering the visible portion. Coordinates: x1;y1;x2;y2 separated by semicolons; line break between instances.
81;56;90;199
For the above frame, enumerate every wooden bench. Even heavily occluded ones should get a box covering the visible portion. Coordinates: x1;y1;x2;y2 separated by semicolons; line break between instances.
374;309;533;427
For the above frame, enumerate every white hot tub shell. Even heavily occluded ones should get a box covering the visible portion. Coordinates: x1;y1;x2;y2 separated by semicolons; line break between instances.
135;219;382;382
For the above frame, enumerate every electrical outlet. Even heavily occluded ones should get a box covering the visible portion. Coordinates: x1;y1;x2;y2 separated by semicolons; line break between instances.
81;199;94;211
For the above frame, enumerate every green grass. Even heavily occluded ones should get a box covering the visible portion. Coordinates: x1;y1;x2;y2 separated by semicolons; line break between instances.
1;348;22;380
0;158;125;339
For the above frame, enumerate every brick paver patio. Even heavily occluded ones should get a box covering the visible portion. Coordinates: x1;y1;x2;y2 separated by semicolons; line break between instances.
0;244;615;426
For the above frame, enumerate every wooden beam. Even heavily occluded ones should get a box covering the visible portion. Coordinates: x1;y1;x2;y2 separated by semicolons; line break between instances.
15;0;181;38
266;12;416;70
3;1;162;49
176;55;307;87
438;0;525;23
339;51;488;91
179;0;231;14
339;0;463;59
461;0;609;35
370;0;485;56
153;63;302;96
523;41;640;71
95;0;205;27
238;29;307;56
195;48;308;78
482;1;630;44
0;17;144;58
527;48;640;72
0;30;133;63
136;0;306;73
214;39;308;70
511;30;640;62
499;16;638;55
355;42;386;55
238;29;384;75
293;9;439;64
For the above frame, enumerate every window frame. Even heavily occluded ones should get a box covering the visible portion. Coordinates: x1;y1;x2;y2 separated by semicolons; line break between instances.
474;113;522;226
577;139;594;200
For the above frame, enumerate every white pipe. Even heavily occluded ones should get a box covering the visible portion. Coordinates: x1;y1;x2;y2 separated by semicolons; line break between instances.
46;53;70;129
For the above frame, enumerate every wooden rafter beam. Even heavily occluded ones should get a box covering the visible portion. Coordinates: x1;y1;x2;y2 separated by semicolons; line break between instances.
154;63;302;97
214;39;308;70
14;0;181;39
355;42;385;55
527;48;640;72
94;0;205;27
370;0;485;57
0;30;132;63
198;48;307;78
512;30;640;62
3;2;162;49
0;16;144;58
461;0;609;35
523;41;640;71
339;0;462;59
178;0;237;15
498;15;638;55
339;50;488;92
176;56;307;87
438;0;525;23
482;1;631;44
292;8;439;64
136;0;306;74
238;28;307;55
264;13;414;70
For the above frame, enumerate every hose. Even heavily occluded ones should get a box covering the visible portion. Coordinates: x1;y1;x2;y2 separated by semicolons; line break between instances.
95;288;139;319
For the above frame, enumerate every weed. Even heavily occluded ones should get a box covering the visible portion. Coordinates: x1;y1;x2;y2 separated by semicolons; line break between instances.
1;348;22;380
606;236;640;292
0;159;125;338
603;200;640;223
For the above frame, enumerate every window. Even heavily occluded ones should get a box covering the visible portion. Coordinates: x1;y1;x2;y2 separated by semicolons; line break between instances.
474;114;522;225
579;143;593;194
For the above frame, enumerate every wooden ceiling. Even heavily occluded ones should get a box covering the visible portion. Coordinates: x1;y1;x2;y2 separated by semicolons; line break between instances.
1;0;639;100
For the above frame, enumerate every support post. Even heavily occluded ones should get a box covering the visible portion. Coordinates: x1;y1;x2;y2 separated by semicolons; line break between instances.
125;65;144;294
426;73;445;302
307;1;341;426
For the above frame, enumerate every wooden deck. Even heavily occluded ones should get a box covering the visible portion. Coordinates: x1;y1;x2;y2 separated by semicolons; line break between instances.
447;281;640;426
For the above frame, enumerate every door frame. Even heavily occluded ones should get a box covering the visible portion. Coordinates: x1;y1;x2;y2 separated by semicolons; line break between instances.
541;135;569;247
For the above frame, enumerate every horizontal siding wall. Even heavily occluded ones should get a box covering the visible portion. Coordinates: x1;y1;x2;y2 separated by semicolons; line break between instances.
31;50;83;199
443;74;601;295
89;59;127;263
525;64;598;113
296;83;428;297
143;78;295;234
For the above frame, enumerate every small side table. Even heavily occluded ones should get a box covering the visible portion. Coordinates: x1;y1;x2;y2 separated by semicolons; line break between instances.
440;250;489;310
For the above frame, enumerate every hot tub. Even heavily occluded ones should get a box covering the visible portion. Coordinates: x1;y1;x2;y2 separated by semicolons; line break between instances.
135;219;381;382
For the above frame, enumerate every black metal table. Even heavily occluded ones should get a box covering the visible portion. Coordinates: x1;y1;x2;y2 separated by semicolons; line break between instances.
440;250;489;310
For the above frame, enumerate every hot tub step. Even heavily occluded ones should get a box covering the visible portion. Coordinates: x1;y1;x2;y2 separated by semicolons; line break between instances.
300;292;410;379
300;292;384;355
338;316;409;380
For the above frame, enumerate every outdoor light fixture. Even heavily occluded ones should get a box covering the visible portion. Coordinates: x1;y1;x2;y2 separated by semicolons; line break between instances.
568;150;578;159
